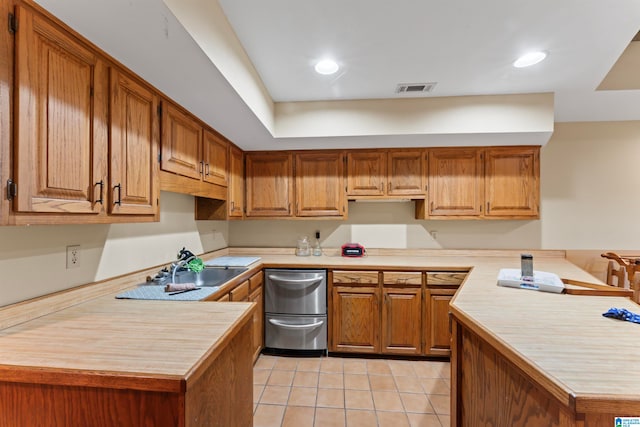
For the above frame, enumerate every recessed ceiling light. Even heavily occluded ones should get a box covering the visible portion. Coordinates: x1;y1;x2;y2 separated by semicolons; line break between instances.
314;59;339;75
513;51;547;68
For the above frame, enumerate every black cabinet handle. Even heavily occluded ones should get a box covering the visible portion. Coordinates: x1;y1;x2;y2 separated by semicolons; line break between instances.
114;184;122;206
205;163;210;176
95;180;104;205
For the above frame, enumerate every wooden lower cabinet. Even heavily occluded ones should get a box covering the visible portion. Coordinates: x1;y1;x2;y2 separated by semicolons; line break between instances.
424;287;456;356
249;272;264;362
331;286;380;353
214;272;264;362
382;286;422;355
330;270;465;357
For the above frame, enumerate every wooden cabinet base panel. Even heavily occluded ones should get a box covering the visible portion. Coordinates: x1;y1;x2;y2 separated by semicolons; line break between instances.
451;319;640;427
7;211;159;225
0;383;183;427
415;199;539;220
195;197;229;220
160;170;227;200
455;323;572;426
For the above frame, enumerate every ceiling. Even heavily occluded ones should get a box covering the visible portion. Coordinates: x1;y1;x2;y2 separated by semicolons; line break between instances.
33;0;640;151
217;0;636;102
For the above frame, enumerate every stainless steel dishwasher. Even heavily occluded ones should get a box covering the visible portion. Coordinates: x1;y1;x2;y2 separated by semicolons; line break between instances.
264;269;327;352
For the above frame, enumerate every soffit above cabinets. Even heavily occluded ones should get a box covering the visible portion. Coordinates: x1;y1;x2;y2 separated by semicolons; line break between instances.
33;0;640;150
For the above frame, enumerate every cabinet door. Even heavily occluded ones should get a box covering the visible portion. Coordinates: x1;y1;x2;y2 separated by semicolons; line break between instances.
110;69;158;215
228;145;244;218
331;286;380;353
14;6;106;214
485;147;539;217
387;150;426;196
424;287;456;356
295;152;345;217
245;153;293;217
347;151;386;196
161;102;202;180
429;148;483;216
381;287;422;355
202;129;228;187
249;279;264;362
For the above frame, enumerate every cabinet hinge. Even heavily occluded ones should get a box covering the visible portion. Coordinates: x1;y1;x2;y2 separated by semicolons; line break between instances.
157;103;162;117
6;179;17;200
90;86;94;97
157;152;162;163
8;13;17;34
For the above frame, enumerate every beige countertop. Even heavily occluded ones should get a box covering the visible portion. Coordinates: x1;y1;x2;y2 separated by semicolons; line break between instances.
1;248;637;403
235;248;640;408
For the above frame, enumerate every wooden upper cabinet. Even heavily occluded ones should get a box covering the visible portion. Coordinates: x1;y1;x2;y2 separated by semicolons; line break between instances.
347;151;386;196
295;152;345;217
160;101;228;195
429;148;483;216
161;102;202;180
484;147;540;217
245;152;293;217
347;149;426;198
228;145;244;218
14;6;107;214
387;150;426;196
202;130;228;187
109;69;159;215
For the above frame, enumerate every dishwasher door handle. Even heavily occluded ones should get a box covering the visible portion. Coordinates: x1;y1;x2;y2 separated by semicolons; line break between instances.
267;275;323;285
268;319;324;330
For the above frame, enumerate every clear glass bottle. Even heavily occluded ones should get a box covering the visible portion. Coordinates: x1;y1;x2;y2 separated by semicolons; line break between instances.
312;231;322;256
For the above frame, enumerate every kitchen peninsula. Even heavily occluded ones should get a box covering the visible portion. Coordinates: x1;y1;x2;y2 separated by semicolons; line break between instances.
239;249;640;425
0;295;255;427
0;249;638;427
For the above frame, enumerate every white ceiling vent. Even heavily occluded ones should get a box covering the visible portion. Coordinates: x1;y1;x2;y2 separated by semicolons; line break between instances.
395;82;437;94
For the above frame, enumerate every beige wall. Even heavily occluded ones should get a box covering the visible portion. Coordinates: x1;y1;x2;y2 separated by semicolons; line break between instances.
1;121;638;306
0;192;228;307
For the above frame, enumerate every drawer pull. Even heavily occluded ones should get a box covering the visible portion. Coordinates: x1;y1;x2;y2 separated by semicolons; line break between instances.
268;319;324;330
267;275;323;284
113;183;122;206
95;180;104;205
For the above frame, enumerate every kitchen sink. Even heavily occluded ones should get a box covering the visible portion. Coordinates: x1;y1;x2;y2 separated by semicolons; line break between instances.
161;267;248;288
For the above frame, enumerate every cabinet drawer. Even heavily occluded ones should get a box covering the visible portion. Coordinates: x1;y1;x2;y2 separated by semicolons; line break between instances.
216;292;230;302
333;271;379;285
426;272;467;286
249;271;264;292
230;280;250;301
383;272;422;286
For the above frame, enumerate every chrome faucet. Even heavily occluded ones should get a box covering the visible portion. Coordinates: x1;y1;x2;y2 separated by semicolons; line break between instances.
171;255;197;284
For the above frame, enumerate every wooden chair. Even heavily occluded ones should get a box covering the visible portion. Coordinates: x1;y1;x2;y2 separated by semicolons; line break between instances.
632;272;640;304
606;260;627;288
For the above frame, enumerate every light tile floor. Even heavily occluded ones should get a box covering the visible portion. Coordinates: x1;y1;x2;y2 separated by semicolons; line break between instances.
253;354;451;427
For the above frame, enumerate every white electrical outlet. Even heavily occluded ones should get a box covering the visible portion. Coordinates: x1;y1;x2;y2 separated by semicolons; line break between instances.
66;245;80;269
430;230;438;240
